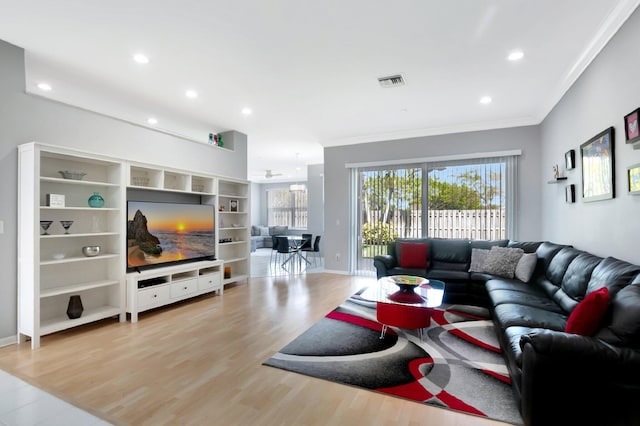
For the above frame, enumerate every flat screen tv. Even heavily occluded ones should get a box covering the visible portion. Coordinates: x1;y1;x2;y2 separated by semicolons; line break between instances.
126;201;215;272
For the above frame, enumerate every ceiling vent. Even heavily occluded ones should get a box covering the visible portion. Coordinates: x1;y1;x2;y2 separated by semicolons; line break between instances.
378;74;405;88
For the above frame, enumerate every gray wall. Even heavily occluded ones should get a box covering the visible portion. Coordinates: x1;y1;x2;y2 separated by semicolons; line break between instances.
306;163;325;240
323;126;542;272
0;40;247;341
540;7;640;264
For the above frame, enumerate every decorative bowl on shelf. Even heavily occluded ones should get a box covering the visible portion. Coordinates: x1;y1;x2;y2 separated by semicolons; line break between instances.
58;170;87;180
82;245;101;257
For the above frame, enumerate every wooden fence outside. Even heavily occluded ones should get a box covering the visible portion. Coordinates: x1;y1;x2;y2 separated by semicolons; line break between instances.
363;208;506;252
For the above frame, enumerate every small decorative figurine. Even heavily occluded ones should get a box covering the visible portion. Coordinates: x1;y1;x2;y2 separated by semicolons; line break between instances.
553;165;559;180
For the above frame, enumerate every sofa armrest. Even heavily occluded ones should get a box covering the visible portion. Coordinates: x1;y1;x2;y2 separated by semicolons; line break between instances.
373;255;396;278
519;329;640;425
520;329;640;366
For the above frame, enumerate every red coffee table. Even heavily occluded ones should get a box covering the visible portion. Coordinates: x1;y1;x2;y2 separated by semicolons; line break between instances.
360;276;445;339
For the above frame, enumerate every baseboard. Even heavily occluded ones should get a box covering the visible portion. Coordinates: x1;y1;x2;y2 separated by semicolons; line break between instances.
321;269;352;275
0;335;17;348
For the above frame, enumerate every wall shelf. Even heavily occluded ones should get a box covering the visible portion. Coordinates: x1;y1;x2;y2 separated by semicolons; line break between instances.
547;177;568;184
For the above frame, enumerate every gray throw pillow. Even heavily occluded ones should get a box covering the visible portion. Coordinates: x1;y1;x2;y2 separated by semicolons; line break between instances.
469;248;489;272
251;225;260;236
259;226;270;236
515;253;537;282
482;246;524;279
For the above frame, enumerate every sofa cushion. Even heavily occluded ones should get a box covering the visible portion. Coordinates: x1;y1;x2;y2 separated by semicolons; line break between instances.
398;242;428;269
508;240;543;253
553;252;603;313
565;287;610;336
428;238;470;271
259;226;270;236
595;283;640;348
587;256;640;297
481;246;524;279
489;288;565;313
515;253;537;282
470;239;509;250
536;246;580;301
493;303;567;331
469;248;488;272
251;225;260;236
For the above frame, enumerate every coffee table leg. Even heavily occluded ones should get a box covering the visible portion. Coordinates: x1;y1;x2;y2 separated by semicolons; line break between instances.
380;324;388;339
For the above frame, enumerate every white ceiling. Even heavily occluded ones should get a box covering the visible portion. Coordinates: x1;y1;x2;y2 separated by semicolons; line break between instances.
1;1;638;183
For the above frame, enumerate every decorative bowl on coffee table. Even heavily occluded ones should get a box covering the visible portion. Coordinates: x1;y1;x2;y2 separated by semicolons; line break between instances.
387;275;429;303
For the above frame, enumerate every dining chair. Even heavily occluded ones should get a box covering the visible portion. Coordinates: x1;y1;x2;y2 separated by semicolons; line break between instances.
276;236;295;270
302;235;321;267
270;234;280;266
301;233;313;250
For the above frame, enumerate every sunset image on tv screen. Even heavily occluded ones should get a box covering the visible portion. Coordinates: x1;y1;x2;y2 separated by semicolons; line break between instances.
127;201;215;268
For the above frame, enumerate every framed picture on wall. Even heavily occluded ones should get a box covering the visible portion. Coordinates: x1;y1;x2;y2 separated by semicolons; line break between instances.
628;163;640;195
624;108;640;144
565;149;575;170
580;127;615;202
565;184;576;203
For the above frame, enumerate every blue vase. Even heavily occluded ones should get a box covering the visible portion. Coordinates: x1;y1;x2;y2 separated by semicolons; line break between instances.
88;192;105;208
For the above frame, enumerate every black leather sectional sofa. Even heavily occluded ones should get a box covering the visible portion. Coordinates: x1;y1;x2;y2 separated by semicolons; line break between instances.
374;238;640;426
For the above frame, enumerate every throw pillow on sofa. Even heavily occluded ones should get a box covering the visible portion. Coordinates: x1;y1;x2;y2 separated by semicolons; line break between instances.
514;253;537;282
469;248;489;272
565;287;610;336
398;242;428;269
481;246;524;278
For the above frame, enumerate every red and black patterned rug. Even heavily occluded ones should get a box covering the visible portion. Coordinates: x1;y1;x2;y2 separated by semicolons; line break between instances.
263;288;523;425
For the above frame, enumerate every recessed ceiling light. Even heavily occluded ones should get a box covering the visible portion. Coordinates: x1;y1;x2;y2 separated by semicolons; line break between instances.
507;51;524;61
147;117;158;125
480;96;492;104
185;90;198;99
37;82;52;91
133;53;149;64
241;107;252;115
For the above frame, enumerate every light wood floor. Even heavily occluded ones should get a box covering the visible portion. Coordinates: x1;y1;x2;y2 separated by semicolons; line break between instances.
0;273;508;425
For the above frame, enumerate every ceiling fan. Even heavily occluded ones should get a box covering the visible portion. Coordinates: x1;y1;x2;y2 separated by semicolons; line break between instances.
264;169;283;179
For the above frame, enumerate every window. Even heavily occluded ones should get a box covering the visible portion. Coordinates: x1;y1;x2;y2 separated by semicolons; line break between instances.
267;188;308;229
353;154;517;273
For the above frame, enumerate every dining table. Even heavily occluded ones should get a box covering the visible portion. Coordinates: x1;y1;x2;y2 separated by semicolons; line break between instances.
281;235;312;269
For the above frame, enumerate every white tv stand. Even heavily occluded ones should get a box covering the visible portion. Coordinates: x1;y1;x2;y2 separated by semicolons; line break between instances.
126;260;223;323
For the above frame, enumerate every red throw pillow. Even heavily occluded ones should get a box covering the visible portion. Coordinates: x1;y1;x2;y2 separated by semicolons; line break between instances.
565;287;610;336
399;242;428;269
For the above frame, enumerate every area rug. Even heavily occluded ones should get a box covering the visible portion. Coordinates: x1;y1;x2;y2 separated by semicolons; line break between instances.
263;288;523;425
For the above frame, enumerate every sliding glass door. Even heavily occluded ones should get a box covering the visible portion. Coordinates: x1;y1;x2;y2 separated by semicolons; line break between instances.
354;156;515;274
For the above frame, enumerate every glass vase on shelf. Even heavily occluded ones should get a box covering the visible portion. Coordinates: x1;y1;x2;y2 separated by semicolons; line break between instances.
88;192;105;208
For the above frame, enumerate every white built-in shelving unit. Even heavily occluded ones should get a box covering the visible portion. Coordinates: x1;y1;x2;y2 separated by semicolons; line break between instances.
217;178;251;285
18;142;250;349
18;143;126;349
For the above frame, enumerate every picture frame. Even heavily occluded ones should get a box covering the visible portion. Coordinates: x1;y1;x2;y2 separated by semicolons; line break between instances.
628;163;640;195
229;199;239;212
565;184;576;203
580;127;615;202
624;108;640;144
564;149;575;170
